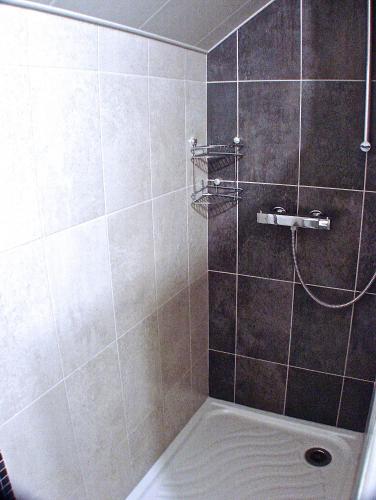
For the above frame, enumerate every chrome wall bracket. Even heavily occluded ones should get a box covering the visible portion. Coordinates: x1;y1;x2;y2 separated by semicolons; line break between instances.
257;208;331;230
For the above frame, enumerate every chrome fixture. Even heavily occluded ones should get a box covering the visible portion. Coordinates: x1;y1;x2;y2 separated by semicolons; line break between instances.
190;138;243;209
361;0;373;152
256;207;331;230
190;137;243;160
256;207;376;308
191;179;242;206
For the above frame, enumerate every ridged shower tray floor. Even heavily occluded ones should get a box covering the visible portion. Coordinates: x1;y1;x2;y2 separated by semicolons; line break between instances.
128;398;363;500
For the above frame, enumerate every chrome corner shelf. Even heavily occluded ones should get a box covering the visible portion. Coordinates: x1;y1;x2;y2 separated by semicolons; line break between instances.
190;137;243;161
191;179;243;206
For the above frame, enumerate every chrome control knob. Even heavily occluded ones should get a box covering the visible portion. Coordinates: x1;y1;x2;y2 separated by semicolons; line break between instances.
273;206;287;215
309;210;324;218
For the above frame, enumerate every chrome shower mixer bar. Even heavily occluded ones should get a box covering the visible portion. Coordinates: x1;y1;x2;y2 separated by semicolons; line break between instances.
257;207;331;230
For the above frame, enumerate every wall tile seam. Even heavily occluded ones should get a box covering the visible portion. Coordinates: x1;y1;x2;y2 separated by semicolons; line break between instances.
0;321;166;431
147;38;166;430
21;47;89;494
1;173;369;261
0;63;206;81
115;272;208;343
336;153;370;424
0;63;99;72
205;179;370;194
127;403;163;443
233;29;240;402
202;0;276;51
0;329;98;427
207;79;368;84
39;236;79;469
0;183;191;258
164;365;193;400
209;269;376;296
284;0;303;416
0;65;204;252
2;70;206;84
61;381;90;499
209;348;375;384
184;78;195;393
101;108;134;487
205;54;210;374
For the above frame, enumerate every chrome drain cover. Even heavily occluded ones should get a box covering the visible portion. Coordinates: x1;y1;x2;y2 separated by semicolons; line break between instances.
305;447;332;467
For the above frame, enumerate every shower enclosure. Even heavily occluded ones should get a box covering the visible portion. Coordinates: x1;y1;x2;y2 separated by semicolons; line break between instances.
0;0;375;499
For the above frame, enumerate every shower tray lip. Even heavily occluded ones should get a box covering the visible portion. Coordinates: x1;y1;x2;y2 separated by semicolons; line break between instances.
127;397;363;500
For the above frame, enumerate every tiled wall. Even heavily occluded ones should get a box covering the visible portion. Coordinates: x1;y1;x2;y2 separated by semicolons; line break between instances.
207;0;375;433
0;5;208;499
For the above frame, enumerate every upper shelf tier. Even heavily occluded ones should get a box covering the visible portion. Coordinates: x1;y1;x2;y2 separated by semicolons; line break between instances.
190;138;243;161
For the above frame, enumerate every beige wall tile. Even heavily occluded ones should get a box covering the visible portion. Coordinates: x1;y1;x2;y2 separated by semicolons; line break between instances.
108;202;157;335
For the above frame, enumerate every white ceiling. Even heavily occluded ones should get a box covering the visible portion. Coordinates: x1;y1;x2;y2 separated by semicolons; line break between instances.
19;0;273;51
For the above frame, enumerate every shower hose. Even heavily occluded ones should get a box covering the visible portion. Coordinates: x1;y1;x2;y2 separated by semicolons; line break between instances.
291;227;376;309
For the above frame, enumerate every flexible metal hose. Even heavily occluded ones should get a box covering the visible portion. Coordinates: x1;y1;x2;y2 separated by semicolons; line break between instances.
291;227;376;309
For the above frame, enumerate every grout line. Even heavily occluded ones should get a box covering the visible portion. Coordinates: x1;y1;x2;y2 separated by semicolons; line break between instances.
209;269;356;293
1;175;369;260
209;349;374;384
238;180;298;188
299;184;364;193
138;0;171;29
97;29;134;480
233;29;240;404
31;19;93;489
207;79;366;84
199;0;277;49
3;0;206;54
336;152;369;426
147;39;166;427
184;77;194;392
284;0;303;415
208;179;364;193
205;0;282;52
238;272;294;285
0;183;189;259
283;278;295;414
116;276;201;341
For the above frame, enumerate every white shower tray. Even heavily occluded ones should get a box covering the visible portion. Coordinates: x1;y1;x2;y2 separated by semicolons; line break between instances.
127;398;363;500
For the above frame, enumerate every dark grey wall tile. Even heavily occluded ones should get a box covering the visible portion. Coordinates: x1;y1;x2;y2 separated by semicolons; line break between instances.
206;0;375;432
208;204;236;273
237;276;292;364
357;193;376;293
207;83;237;181
209;271;236;353
302;0;366;79
238;183;297;281
209;350;235;402
285;368;342;426
207;33;237;82
338;378;373;433
366;84;376;191
239;82;300;184
238;0;300;80
297;187;362;289
235;356;287;414
346;293;376;381
374;11;376;80
290;285;352;374
300;82;365;190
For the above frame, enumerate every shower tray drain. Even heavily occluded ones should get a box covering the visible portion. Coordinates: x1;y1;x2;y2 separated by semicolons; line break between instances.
305;447;332;467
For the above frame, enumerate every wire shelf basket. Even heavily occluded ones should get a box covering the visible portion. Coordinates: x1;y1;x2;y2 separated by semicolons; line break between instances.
191;138;243;161
191;179;243;207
